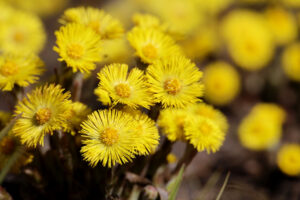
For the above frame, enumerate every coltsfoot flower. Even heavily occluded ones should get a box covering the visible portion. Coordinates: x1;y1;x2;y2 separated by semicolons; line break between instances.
53;23;102;73
97;63;154;109
0;53;44;91
13;84;72;147
277;144;300;176
146;56;204;108
80;109;137;167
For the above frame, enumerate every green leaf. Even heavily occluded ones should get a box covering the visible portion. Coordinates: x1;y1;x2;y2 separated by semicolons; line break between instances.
167;164;185;200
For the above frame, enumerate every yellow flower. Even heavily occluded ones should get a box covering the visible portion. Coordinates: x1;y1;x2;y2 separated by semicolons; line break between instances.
195;0;234;16
64;102;91;135
54;23;102;74
0;111;11;129
203;61;240;106
238;103;285;151
0;135;33;173
59;7;124;40
187;103;228;133
282;42;300;81
97;63;154;109
0;2;14;23
132;13;167;32
80;109;136;167
265;6;297;45
158;108;189;142
0;53;44;91
127;27;182;64
281;0;300;8
7;0;69;17
146;56;204;108
185;117;225;153
13;84;72;147
131;113;160;155
94;87;112;106
166;153;177;164
221;10;274;71
277;144;300;176
0;10;46;54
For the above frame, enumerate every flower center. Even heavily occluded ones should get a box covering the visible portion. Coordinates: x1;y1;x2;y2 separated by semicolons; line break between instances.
142;44;157;59
13;31;25;43
67;43;84;59
164;78;181;95
115;83;131;98
200;122;212;135
35;108;52;125
0;137;16;155
0;61;18;76
101;127;119;146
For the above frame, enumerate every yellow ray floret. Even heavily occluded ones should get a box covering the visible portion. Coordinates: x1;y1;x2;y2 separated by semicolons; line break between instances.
59;6;124;39
127;27;182;64
185;117;225;153
53;23;102;74
0;10;46;54
146;56;204;108
80;109;136;167
0;53;44;91
13;84;72;147
281;42;300;82
277;144;300;176
131;113;160;155
97;63;154;109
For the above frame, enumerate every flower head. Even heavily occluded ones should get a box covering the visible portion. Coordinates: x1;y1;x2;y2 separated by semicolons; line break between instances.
282;42;300;81
59;7;124;39
146;56;204;108
185;117;225;153
127;27;182;64
97;63;154;109
0;10;46;53
13;84;72;147
54;23;102;73
80;109;137;167
0;53;44;91
203;61;240;106
277;144;300;176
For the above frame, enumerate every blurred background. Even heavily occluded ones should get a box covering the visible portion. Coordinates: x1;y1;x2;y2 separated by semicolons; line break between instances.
1;0;300;199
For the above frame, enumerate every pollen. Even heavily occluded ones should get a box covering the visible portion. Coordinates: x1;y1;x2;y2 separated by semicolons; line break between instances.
13;31;25;43
0;61;19;76
200;122;212;135
164;78;181;95
0;137;16;155
67;43;84;59
115;83;131;98
142;44;157;59
35;108;52;125
101;127;119;146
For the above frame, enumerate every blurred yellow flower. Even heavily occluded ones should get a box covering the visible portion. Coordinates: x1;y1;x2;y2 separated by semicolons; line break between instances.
146;56;204;108
195;0;234;16
132;13;162;29
238;103;285;151
158;108;189;142
13;84;72;147
54;23;102;74
277;144;300;176
203;61;240;106
166;153;177;164
80;109;136;167
188;103;228;133
97;63;154;109
59;7;124;40
281;0;300;8
282;42;300;81
0;53;44;91
265;6;297;45
185;116;225;153
7;0;69;17
0;10;46;54
221;10;274;71
64;102;91;135
127;27;182;64
132;113;160;155
94;87;112;106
